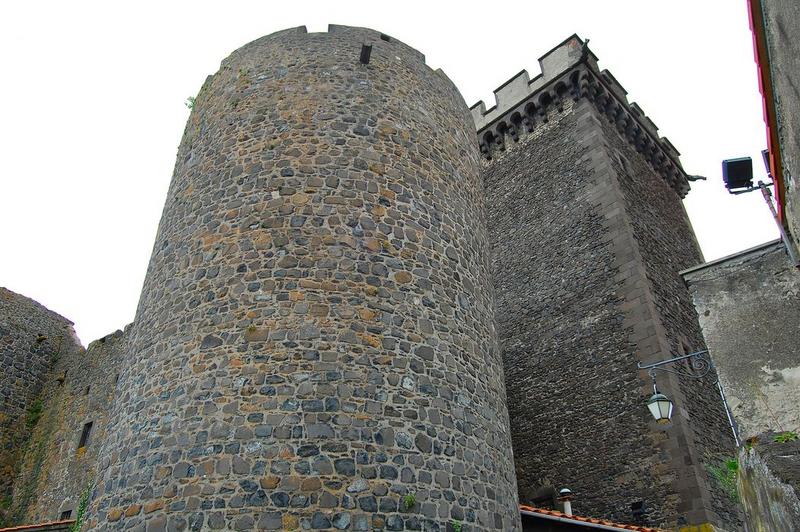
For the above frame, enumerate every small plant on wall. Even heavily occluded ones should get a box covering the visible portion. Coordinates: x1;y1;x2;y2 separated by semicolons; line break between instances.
707;457;739;502
25;399;43;429
773;431;798;443
70;480;93;532
402;493;416;511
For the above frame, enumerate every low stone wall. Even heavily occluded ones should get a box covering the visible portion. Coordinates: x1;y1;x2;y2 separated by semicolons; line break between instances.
738;439;800;531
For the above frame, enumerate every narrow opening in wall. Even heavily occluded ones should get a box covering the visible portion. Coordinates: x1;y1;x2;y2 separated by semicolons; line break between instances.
84;385;90;395
78;421;93;449
630;500;646;519
380;34;391;42
114;373;119;384
360;44;372;65
59;510;72;520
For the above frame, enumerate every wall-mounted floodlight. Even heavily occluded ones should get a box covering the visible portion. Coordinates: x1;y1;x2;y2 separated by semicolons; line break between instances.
722;157;754;192
722;152;799;266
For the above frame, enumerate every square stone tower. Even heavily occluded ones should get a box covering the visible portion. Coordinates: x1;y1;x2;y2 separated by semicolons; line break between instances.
473;35;740;530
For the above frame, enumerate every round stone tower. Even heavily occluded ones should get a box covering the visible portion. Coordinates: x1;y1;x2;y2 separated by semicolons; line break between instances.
91;25;519;531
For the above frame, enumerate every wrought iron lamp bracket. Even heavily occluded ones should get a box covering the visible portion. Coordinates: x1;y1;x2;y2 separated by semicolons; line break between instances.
637;349;740;446
637;350;714;381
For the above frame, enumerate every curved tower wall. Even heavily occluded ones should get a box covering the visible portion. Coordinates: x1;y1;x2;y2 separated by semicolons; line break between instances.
92;25;519;531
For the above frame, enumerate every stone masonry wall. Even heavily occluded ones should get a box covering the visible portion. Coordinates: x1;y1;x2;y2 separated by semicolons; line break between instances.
89;26;520;531
0;287;82;526
601;114;741;529
10;328;128;524
484;97;678;527
683;241;800;440
483;85;741;528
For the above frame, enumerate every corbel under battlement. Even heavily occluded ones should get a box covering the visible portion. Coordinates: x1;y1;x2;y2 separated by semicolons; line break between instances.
471;35;690;198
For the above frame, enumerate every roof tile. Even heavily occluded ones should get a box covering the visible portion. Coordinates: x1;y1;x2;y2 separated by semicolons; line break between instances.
520;505;664;532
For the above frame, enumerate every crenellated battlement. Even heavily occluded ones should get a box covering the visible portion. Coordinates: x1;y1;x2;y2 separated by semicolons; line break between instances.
470;35;597;129
471;35;690;197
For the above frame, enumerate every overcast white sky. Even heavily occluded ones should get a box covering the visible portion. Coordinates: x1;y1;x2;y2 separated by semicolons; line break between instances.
0;1;777;344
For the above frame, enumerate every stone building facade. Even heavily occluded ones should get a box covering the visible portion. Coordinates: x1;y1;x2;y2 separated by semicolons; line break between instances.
681;241;800;530
1;27;747;532
474;36;739;530
0;288;76;428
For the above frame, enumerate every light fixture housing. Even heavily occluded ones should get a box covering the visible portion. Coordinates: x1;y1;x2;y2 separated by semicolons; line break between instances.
646;392;673;424
722;157;754;191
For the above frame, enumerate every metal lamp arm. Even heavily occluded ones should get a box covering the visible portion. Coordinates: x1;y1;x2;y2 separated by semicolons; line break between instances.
638;350;714;380
638;349;740;446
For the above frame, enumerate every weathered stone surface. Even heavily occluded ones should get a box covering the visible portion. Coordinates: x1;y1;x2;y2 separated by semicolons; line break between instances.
683;241;800;440
747;430;800;495
0;287;87;525
738;441;800;531
0;290;77;419
0;287;82;527
88;25;519;531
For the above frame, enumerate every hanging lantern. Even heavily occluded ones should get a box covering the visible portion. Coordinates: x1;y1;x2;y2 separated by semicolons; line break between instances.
646;392;673;424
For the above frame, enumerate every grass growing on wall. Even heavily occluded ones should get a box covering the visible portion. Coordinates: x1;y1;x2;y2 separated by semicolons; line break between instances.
69;480;93;532
11;402;57;523
25;400;43;429
8;383;65;524
0;400;53;527
772;431;798;443
708;457;739;502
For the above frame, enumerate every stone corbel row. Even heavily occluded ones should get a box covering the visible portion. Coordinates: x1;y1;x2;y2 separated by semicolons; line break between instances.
581;71;689;197
477;67;689;198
